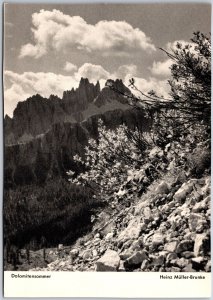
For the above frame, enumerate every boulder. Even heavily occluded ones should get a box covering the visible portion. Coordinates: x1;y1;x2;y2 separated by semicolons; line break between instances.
173;180;196;202
143;206;152;221
182;264;195;272
119;249;134;260
155;181;169;195
117;218;142;244
82;250;92;261
192;196;210;213
141;259;150;270
191;257;206;270
94;233;100;239
126;251;148;266
164;241;178;253
152;233;165;247
188;213;207;233
131;240;142;251
105;232;114;241
118;260;126;272
70;248;79;258
205;261;211;272
176;240;194;253
201;177;210;196
174;257;189;269
150;255;165;266
182;251;194;259
96;250;120;271
92;250;98;257
166;252;178;262
58;244;63;250
194;233;210;257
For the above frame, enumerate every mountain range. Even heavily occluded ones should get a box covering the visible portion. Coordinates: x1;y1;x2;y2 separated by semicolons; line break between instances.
4;78;150;186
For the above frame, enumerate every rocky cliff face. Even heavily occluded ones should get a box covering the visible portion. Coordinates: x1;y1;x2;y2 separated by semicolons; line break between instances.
62;78;100;112
4;78;130;145
5;80;150;186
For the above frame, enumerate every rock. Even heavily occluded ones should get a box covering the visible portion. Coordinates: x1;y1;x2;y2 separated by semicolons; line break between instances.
58;244;63;250
151;255;165;266
149;147;163;159
192;196;210;213
119;249;134;260
194;233;210;257
173;180;195;202
94;233;100;239
191;257;206;270
183;231;195;240
141;259;150;270
174;257;189;268
201;177;210;196
175;172;187;184
170;266;181;272
182;251;194;259
188;213;207;233
143;206;152;219
182;264;195;272
82;250;92;261
131;240;142;251
205;261;211;272
92;250;98;257
127;251;148;266
117;218;142;244
105;232;114;241
118;260;126;272
164;241;178;252
180;207;190;218
70;249;79;258
152;233;165;247
176;240;194;253
155;181;169;194
166;252;178;262
96;250;120;272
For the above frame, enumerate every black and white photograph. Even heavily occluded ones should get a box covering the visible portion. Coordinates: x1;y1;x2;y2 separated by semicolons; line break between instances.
3;1;211;285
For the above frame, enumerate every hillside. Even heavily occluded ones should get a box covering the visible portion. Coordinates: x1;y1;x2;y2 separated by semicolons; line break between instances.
4;46;211;273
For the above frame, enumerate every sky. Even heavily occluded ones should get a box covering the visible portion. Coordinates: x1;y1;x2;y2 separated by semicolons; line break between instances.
4;3;211;117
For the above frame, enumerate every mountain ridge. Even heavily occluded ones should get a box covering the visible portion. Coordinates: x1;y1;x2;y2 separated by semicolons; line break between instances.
5;78;131;145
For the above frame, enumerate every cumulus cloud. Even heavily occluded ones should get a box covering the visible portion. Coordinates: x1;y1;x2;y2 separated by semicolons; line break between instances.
75;63;110;83
4;71;79;116
19;9;156;58
149;39;197;79
4;62;169;116
64;62;78;72
116;64;138;79
149;59;173;77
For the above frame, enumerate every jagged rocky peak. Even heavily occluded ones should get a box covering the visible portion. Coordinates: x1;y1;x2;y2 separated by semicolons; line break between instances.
49;94;61;101
106;78;131;94
94;78;131;107
62;77;101;112
4;114;12;122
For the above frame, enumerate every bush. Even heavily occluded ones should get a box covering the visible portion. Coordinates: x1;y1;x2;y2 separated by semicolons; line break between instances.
187;146;210;178
68;120;154;200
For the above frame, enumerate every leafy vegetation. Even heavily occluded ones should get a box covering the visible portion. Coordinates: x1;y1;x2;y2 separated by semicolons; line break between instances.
4;32;211;271
69;31;211;205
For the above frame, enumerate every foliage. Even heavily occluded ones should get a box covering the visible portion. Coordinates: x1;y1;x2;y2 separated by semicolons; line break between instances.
68;120;161;202
166;31;211;127
107;32;211;145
